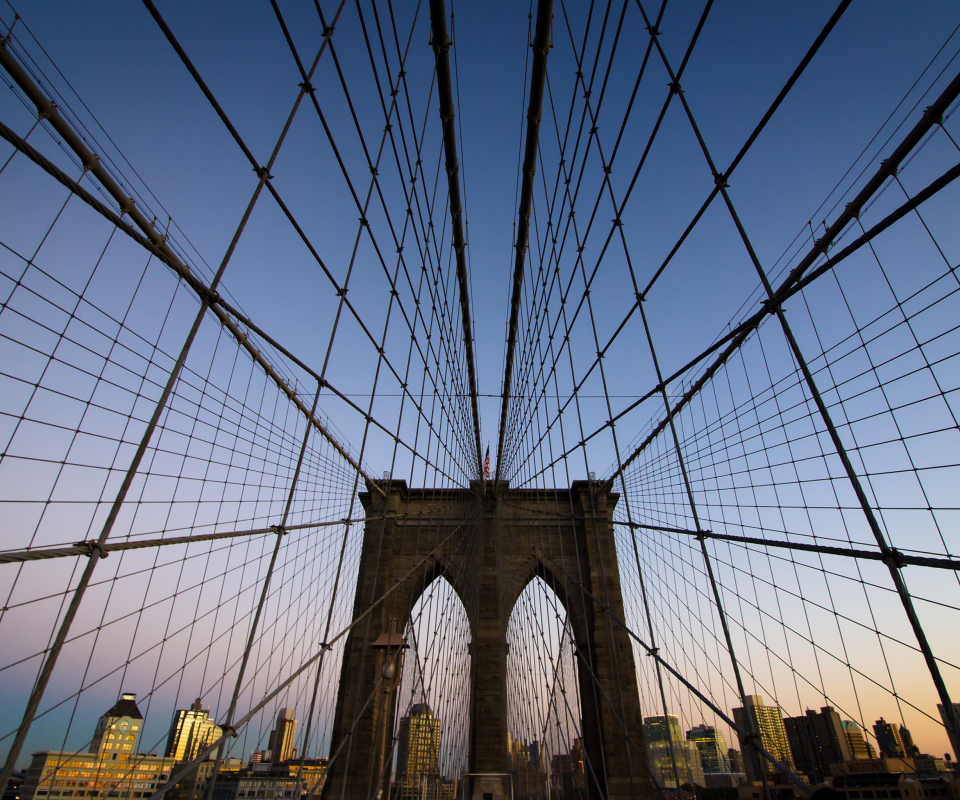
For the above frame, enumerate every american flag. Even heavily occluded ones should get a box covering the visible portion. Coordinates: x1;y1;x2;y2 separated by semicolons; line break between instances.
483;444;490;480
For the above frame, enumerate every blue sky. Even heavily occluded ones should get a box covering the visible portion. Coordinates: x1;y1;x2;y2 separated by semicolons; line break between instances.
1;0;959;775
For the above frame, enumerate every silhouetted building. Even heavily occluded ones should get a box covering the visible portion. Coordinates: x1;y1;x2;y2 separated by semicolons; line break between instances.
728;748;744;775
732;696;794;783
166;757;242;800
20;692;177;800
508;736;543;799
166;699;222;762
873;718;906;758
208;758;326;800
267;709;297;763
783;706;851;783
938;703;960;758
644;715;705;787
396;704;441;799
686;725;731;774
549;752;583;796
842;720;876;760
900;725;921;758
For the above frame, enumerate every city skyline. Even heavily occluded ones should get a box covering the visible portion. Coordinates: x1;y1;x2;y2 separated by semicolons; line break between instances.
1;1;958;796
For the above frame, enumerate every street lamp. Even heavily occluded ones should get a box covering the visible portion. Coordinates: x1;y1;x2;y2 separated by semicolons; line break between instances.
371;619;408;800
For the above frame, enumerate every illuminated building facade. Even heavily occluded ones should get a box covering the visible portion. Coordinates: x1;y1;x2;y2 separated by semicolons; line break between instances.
20;693;176;800
266;710;297;764
396;704;441;799
732;696;795;783
166;699;222;762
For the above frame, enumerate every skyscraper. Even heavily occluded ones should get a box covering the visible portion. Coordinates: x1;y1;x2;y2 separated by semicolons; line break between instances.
728;748;744;775
267;708;297;763
783;707;851;783
732;696;795;782
872;718;905;758
899;725;920;757
396;704;441;799
841;720;876;760
167;698;223;761
686;724;731;774
937;703;960;757
643;715;705;788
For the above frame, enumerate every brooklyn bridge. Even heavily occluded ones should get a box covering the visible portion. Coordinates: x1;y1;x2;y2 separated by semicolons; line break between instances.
0;2;958;800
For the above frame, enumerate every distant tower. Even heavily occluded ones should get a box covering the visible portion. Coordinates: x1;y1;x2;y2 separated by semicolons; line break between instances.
899;725;920;757
686;724;731;774
841;720;876;760
873;718;905;758
267;708;297;763
166;698;222;761
937;703;960;758
396;704;441;799
732;696;795;782
784;707;852;783
91;692;143;756
643;715;705;787
728;748;744;775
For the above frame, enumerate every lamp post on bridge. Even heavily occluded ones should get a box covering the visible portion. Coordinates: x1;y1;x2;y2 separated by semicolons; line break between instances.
372;618;407;800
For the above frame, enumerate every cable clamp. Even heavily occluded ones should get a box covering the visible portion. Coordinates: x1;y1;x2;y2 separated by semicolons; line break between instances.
668;80;682;95
298;81;315;94
646;647;659;656
271;525;287;536
319;642;333;652
884;549;904;569
82;153;100;172
76;540;109;559
220;725;238;739
254;165;273;180
119;197;136;217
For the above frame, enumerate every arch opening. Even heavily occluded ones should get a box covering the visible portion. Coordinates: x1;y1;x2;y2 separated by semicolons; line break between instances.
506;575;587;799
391;575;472;797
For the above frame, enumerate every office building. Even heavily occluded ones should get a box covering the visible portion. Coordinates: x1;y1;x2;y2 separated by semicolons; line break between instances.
686;725;731;774
508;736;543;799
644;716;705;787
728;748;744;775
396;704;441;799
732;696;795;783
938;703;960;756
549;750;585;797
873;718;906;758
266;709;296;763
842;720;876;760
783;706;851;783
210;759;327;800
166;699;222;762
20;693;177;800
900;726;921;758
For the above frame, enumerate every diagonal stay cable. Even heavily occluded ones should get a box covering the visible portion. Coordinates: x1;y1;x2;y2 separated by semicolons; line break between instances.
142;0;472;483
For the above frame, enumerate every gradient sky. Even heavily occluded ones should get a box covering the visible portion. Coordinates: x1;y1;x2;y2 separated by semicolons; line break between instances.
1;0;959;775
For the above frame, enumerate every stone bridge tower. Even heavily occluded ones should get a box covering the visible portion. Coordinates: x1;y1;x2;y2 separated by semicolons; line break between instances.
323;480;650;800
